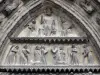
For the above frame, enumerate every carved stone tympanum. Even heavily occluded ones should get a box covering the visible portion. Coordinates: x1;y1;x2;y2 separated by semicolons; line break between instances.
1;0;100;74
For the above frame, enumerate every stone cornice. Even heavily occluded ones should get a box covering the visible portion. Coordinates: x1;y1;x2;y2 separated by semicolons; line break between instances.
10;37;88;44
0;66;100;73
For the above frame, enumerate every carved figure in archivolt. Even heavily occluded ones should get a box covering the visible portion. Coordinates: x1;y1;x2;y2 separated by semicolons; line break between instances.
82;44;94;64
34;46;48;65
80;0;95;15
51;46;66;64
70;44;79;65
3;0;21;16
7;45;19;65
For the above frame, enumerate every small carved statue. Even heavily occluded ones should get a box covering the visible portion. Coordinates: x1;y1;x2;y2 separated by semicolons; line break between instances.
4;0;21;16
51;46;66;65
21;45;30;64
7;45;19;65
50;20;57;36
8;45;30;65
14;45;30;65
39;21;52;36
60;21;73;36
80;0;95;15
82;44;94;64
39;7;58;36
34;46;48;65
70;44;79;65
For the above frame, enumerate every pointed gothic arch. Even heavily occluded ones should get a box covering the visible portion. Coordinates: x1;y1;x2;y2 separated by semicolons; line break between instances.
0;0;100;74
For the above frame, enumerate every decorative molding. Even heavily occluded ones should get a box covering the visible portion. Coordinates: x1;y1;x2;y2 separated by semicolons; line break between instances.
9;37;89;44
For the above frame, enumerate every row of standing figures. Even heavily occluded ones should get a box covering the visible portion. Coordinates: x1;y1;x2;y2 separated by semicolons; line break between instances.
28;22;73;37
6;44;94;65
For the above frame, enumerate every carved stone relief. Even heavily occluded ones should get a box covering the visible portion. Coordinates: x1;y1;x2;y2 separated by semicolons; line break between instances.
0;0;100;75
69;0;96;15
34;46;48;65
51;46;66;64
17;7;86;37
2;0;22;17
70;44;79;65
79;0;95;15
4;44;99;66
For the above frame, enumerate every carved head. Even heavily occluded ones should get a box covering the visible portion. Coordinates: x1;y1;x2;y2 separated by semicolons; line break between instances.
83;44;87;48
52;46;58;53
44;7;53;16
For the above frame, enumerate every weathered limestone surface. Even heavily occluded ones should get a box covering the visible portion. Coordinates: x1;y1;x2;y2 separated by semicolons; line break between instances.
0;0;100;74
